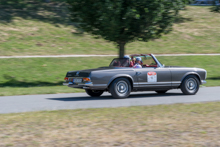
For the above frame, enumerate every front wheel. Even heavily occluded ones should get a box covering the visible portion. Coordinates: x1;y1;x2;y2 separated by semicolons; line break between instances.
85;89;104;97
181;75;199;95
109;78;131;99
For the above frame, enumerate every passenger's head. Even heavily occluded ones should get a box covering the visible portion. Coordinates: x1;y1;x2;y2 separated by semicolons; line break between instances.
135;57;142;64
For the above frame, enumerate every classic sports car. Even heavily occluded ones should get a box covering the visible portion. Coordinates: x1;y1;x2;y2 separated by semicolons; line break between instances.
63;54;207;98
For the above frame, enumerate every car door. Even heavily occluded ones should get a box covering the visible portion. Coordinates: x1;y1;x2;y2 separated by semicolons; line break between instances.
134;67;172;89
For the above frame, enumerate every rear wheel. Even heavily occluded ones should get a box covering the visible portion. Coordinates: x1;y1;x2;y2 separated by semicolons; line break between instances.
155;90;168;94
109;78;131;99
181;75;199;95
85;89;104;97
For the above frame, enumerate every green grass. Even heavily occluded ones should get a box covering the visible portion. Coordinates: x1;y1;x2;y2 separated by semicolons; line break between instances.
1;102;220;146
0;86;84;96
0;56;219;96
0;57;112;96
0;6;220;56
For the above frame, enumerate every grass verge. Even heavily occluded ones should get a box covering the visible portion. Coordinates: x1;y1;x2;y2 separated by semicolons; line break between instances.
0;56;219;96
0;6;220;55
1;102;220;146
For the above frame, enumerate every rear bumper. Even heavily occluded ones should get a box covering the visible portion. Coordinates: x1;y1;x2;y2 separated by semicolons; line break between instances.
63;82;107;90
201;80;207;85
63;82;69;86
63;82;93;86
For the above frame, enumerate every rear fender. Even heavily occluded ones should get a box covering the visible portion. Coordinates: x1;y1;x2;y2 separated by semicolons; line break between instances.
107;74;134;88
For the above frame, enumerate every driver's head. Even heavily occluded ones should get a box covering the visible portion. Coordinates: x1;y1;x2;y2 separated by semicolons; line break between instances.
123;55;131;60
135;57;142;64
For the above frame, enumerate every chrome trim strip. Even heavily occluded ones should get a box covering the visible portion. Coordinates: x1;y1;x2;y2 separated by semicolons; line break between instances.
172;81;181;84
137;81;180;85
135;81;181;87
138;82;172;85
91;84;107;87
139;85;171;87
133;83;139;88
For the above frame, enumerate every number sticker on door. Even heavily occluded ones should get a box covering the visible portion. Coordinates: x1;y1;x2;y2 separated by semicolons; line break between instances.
147;72;157;82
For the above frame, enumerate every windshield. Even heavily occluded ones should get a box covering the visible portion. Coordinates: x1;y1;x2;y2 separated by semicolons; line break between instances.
132;55;157;67
109;58;130;67
109;55;162;68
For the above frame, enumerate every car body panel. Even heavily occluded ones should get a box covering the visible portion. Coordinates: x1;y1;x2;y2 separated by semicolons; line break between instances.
134;67;172;89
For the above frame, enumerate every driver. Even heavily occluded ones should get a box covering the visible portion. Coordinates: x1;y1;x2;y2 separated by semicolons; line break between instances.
133;57;142;68
123;55;134;67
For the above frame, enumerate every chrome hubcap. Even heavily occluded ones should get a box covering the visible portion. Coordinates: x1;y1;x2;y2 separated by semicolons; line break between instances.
186;78;197;92
116;81;128;95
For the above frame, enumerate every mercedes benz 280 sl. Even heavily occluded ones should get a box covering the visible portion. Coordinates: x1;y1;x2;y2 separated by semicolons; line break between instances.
63;54;207;98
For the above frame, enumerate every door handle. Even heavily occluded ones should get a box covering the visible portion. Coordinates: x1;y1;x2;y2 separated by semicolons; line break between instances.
136;72;142;75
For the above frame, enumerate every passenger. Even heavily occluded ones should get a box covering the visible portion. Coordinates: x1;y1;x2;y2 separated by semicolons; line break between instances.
113;60;120;66
133;57;142;68
123;55;134;67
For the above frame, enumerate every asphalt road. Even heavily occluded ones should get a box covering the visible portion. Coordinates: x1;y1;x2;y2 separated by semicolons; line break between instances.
0;86;219;114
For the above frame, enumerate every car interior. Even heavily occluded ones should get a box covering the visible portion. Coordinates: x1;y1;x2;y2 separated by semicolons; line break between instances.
109;55;158;68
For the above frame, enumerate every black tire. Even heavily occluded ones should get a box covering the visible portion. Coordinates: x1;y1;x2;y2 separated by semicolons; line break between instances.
155;90;168;94
85;89;104;97
181;75;200;95
109;78;131;99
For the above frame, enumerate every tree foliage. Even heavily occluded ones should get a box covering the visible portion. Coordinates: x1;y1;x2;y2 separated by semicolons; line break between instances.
67;0;189;57
211;4;220;13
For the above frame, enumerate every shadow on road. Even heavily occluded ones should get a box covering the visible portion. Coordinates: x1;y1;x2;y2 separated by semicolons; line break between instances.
47;92;184;101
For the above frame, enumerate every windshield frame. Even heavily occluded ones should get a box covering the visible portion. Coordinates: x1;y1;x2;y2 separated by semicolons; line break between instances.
130;54;164;68
151;54;164;68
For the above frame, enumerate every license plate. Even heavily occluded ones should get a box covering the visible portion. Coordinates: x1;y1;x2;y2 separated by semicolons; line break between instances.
73;78;82;83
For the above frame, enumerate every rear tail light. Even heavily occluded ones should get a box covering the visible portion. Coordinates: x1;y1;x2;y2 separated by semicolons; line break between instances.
64;77;69;80
83;77;91;82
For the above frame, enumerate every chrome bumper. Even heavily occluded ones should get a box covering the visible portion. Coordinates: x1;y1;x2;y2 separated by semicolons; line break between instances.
63;82;107;90
201;80;207;85
63;82;69;86
63;82;93;86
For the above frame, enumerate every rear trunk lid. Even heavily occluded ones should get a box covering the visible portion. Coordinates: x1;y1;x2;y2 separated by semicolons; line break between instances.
65;67;116;77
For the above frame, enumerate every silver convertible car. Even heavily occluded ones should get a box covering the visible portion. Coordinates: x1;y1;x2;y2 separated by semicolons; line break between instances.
63;54;207;98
